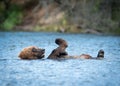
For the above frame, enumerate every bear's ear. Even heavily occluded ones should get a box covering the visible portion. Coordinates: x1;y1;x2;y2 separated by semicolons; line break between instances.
32;48;37;52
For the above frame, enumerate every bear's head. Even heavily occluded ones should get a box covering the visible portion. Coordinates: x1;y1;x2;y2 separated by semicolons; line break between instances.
19;46;45;60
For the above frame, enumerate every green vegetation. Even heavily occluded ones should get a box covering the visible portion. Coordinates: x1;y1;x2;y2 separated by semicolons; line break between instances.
0;2;23;31
0;0;120;35
92;0;103;12
2;6;23;31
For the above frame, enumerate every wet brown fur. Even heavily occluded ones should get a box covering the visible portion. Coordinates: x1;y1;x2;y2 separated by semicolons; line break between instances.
48;38;104;59
19;46;45;60
48;38;68;59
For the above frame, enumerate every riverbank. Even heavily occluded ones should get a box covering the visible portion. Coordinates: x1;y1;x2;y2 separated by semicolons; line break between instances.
0;0;120;35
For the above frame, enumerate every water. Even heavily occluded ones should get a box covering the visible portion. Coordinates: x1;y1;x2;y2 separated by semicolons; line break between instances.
0;32;120;86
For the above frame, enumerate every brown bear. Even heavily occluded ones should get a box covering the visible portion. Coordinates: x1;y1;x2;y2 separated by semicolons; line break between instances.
47;38;68;59
47;38;104;60
18;46;45;60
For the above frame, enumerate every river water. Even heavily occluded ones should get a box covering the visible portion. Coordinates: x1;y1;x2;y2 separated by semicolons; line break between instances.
0;32;120;86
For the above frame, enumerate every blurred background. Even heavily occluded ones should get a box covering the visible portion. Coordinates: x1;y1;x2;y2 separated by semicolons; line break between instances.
0;0;120;35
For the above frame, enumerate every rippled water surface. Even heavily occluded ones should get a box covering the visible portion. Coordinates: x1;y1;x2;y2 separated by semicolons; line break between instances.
0;32;120;86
